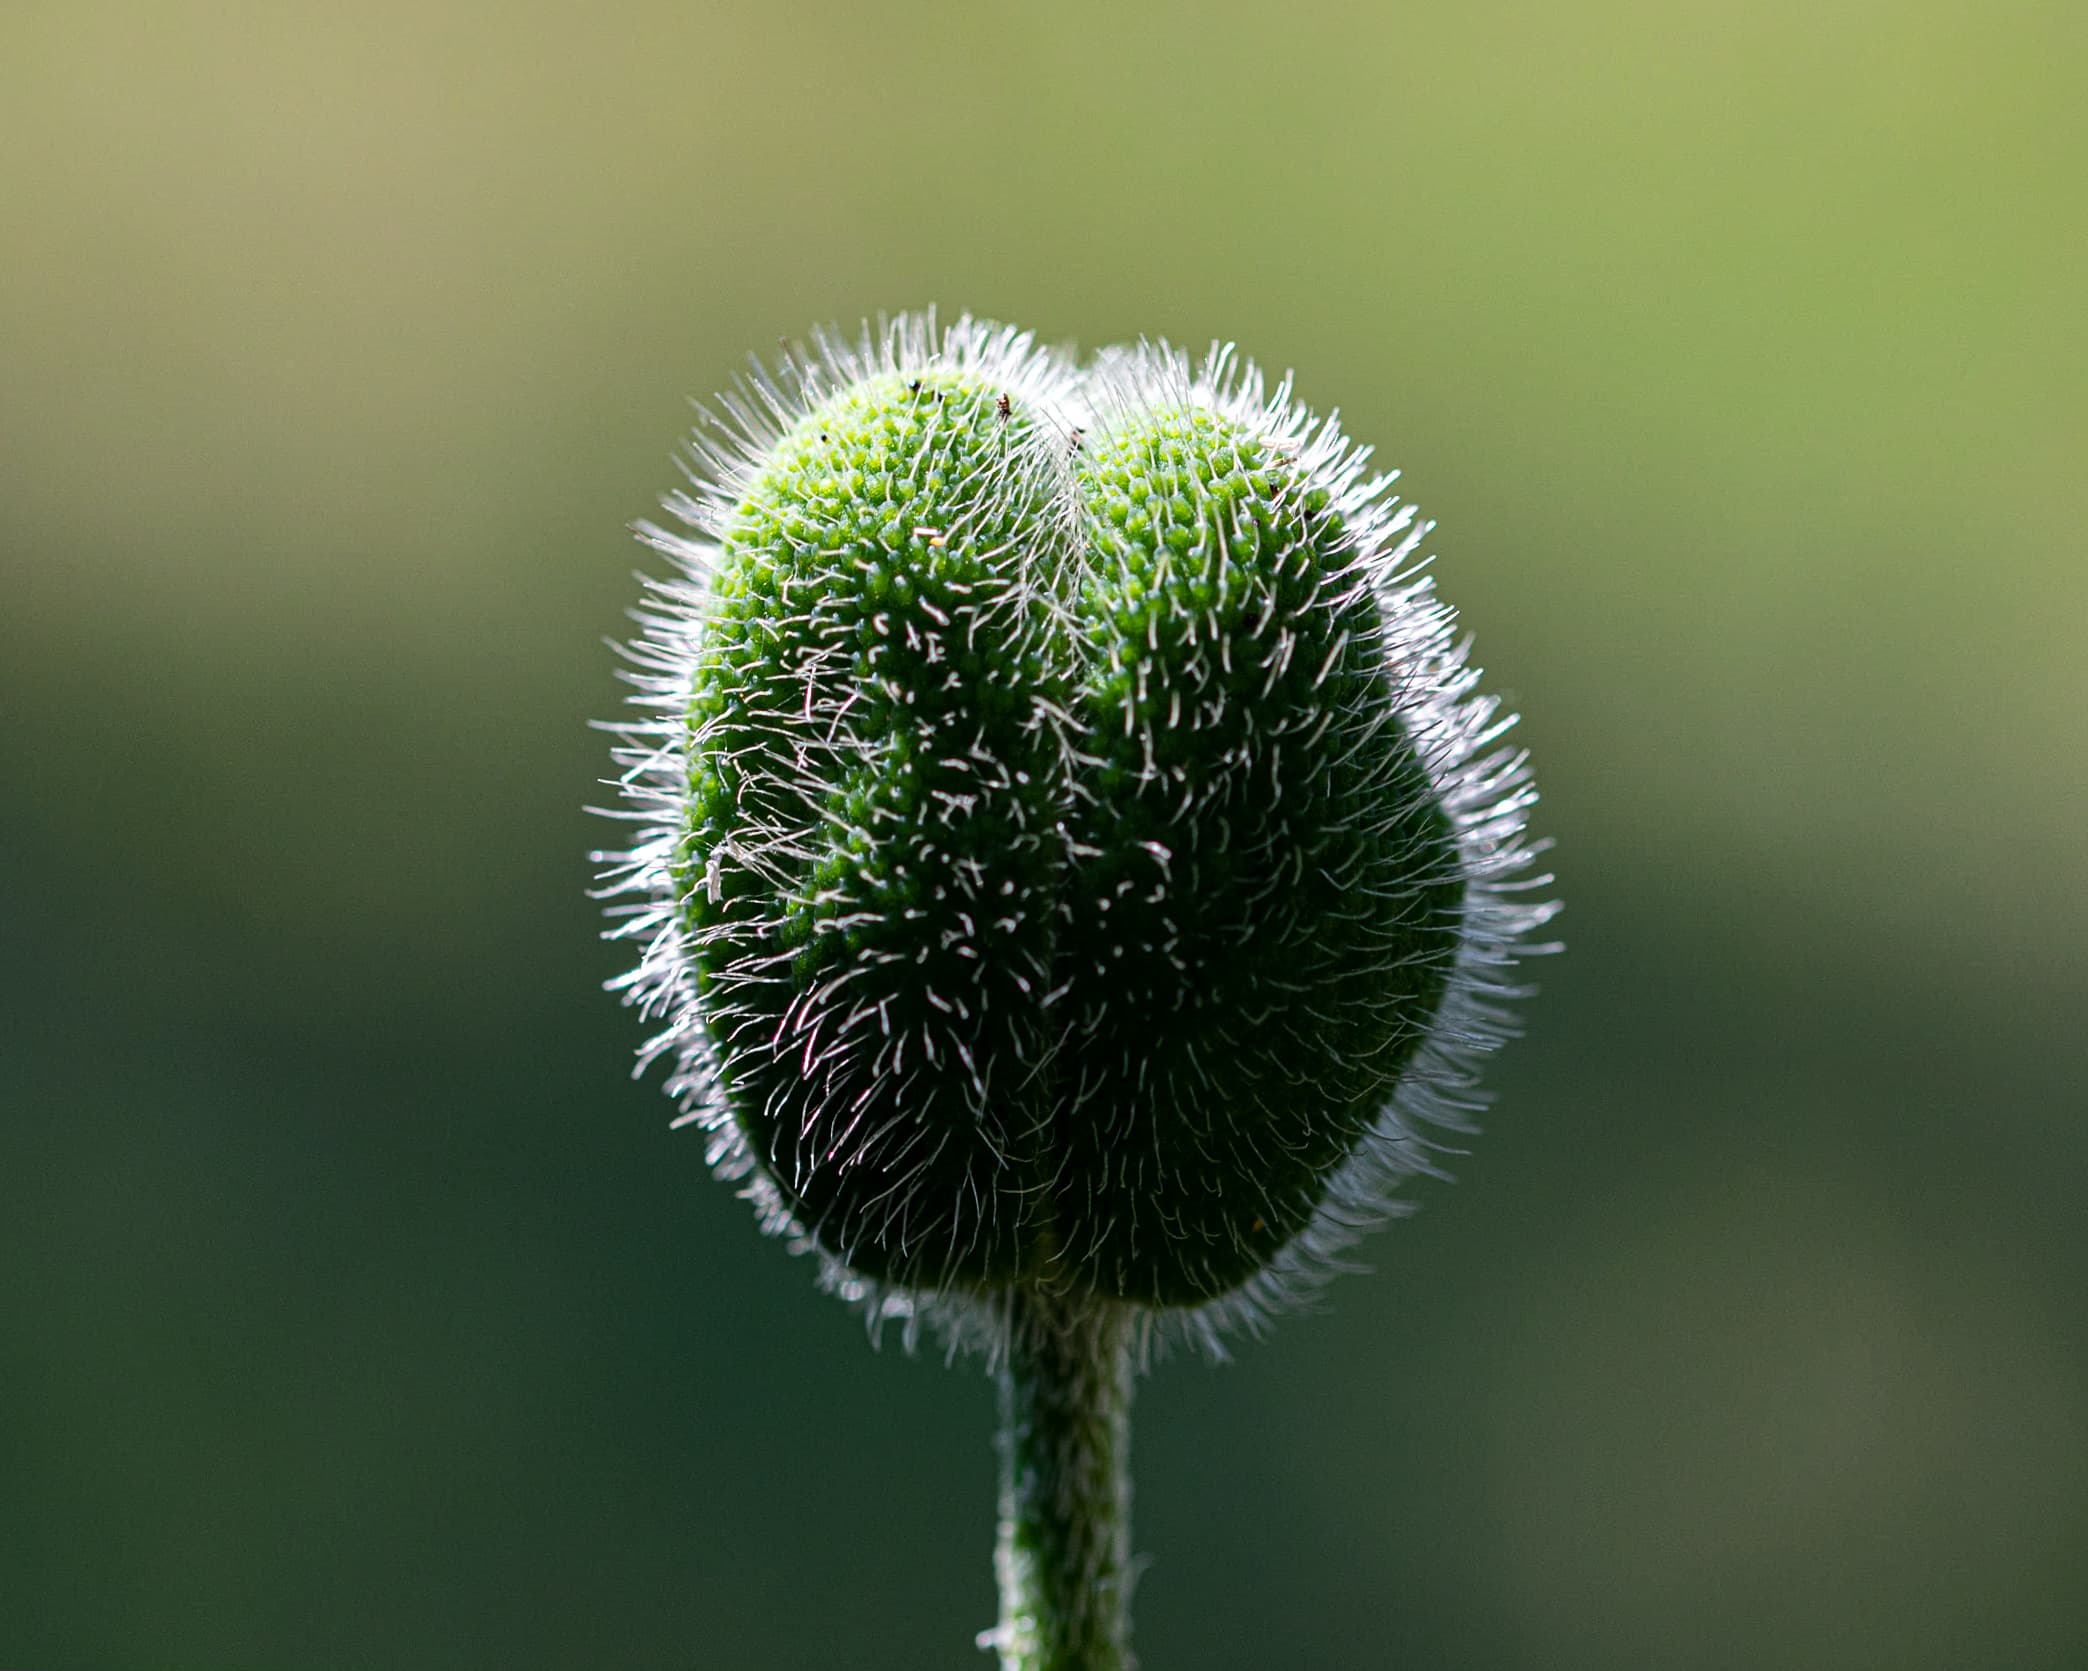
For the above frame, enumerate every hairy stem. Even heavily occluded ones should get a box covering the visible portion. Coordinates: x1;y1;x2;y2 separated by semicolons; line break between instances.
989;1289;1136;1671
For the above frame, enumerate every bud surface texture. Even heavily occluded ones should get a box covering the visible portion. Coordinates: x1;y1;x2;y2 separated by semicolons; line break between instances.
601;315;1555;1343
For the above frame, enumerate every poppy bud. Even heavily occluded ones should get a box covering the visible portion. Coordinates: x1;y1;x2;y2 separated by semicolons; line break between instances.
599;312;1555;1348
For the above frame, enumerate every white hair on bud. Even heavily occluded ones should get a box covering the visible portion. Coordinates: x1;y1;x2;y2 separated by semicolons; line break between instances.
1075;338;1559;1358
594;313;1558;1361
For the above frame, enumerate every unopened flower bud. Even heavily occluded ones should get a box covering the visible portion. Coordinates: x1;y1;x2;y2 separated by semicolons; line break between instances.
598;312;1555;1347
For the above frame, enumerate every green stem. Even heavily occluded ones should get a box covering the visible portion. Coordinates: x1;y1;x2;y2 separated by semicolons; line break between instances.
989;1288;1136;1670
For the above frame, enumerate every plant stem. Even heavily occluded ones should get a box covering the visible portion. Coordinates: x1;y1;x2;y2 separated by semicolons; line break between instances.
989;1288;1135;1671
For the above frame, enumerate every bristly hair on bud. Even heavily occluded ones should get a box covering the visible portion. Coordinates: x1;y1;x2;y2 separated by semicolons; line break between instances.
593;309;1558;1361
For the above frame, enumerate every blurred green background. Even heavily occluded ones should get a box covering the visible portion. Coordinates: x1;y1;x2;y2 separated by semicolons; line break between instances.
3;1;2083;1666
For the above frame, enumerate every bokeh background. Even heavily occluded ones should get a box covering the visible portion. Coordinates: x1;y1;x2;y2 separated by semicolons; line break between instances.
4;2;2084;1666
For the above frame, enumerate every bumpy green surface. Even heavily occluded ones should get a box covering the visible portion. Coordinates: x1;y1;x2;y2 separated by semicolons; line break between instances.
679;377;1462;1307
678;371;1068;1291
1057;407;1463;1302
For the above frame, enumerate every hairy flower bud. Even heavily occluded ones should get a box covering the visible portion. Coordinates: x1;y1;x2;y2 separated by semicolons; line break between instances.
598;313;1555;1347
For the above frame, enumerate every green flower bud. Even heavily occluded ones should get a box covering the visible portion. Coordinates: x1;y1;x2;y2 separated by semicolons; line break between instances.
599;313;1555;1349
